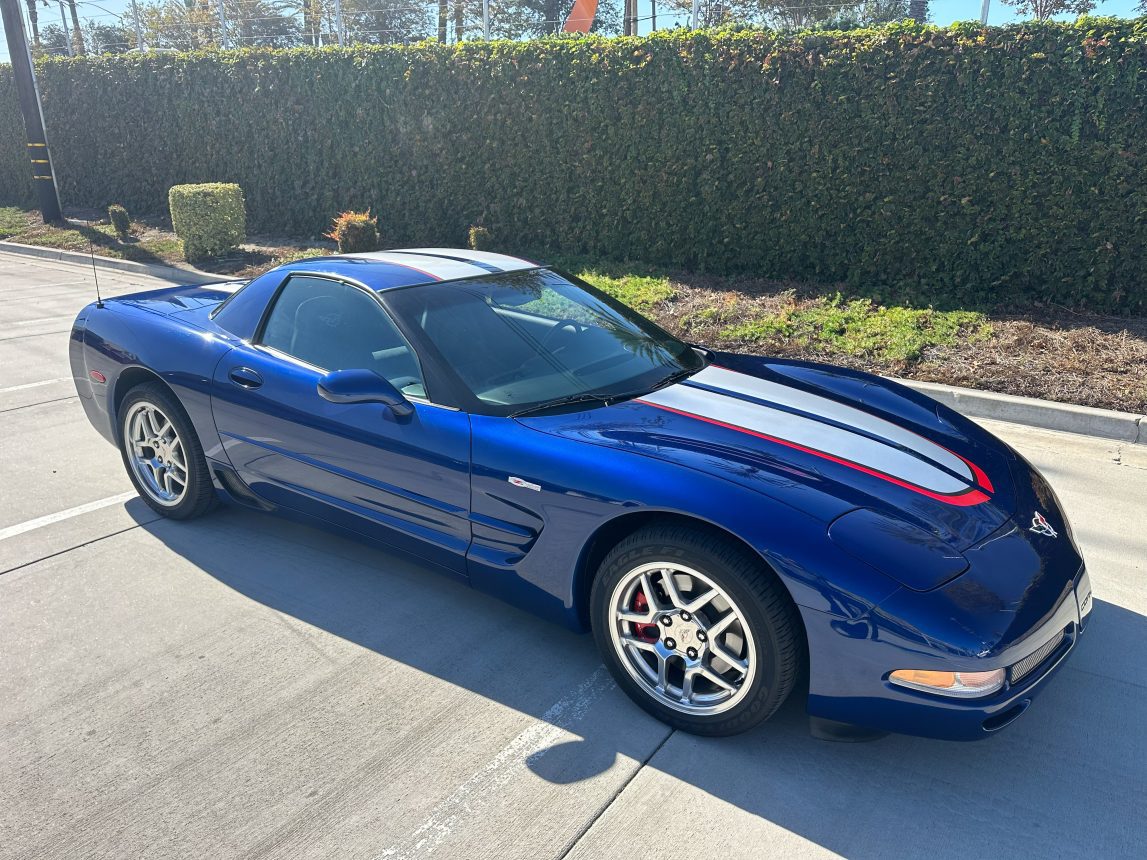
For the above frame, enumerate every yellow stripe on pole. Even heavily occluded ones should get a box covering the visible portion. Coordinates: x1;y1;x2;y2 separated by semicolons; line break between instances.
31;159;49;164
26;142;47;147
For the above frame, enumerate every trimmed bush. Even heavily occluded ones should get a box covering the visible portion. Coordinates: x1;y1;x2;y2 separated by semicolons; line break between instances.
1;21;1145;311
468;225;492;251
168;183;245;260
326;209;380;253
107;203;130;238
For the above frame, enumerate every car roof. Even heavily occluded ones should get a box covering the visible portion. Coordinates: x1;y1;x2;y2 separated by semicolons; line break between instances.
272;248;542;291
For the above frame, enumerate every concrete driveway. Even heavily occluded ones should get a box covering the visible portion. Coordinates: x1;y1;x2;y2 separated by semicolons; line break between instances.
1;249;1144;859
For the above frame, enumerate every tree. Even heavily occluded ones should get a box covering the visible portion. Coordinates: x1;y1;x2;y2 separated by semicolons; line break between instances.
908;0;926;23
1000;0;1096;19
83;20;134;53
344;0;432;44
140;0;305;49
231;0;303;46
24;0;41;49
660;0;763;30
36;23;72;56
65;0;86;54
662;0;909;30
815;0;911;28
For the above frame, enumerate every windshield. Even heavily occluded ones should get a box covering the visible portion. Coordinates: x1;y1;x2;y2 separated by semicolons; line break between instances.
386;268;704;416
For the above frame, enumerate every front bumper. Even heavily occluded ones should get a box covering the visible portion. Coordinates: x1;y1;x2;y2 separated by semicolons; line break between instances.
802;564;1091;741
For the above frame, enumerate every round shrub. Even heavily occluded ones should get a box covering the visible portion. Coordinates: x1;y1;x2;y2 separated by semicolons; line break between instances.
326;210;380;254
168;183;246;260
468;225;492;251
107;203;130;238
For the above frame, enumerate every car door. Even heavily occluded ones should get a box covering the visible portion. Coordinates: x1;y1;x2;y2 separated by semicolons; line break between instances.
210;273;472;578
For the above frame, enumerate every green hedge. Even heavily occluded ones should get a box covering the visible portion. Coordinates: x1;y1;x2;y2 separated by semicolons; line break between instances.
1;20;1145;311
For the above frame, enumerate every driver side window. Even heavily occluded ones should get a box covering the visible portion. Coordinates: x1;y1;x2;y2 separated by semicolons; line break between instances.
260;275;426;398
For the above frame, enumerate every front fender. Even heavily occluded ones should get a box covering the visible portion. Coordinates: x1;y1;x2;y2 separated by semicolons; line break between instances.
468;415;902;632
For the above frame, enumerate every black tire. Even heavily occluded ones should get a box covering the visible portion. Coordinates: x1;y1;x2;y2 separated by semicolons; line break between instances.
591;524;802;736
117;381;216;520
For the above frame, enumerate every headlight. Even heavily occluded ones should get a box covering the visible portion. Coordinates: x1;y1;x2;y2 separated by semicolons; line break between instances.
889;668;1005;698
827;508;968;592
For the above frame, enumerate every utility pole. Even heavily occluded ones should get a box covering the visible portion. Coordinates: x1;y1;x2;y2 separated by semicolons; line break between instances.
57;0;73;56
980;0;990;25
334;0;345;45
215;0;229;48
482;0;489;39
0;0;63;223
129;0;143;50
691;0;700;30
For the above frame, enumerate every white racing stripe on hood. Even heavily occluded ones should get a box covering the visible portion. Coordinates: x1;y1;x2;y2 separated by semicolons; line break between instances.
643;380;973;496
690;366;973;481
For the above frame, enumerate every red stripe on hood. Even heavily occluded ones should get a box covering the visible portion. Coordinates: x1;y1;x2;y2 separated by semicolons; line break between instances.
637;399;990;507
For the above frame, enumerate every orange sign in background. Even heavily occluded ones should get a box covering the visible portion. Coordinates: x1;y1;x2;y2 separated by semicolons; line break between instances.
562;0;598;33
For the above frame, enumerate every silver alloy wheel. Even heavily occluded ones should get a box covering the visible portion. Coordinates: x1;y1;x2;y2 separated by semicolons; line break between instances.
608;561;757;715
124;401;189;507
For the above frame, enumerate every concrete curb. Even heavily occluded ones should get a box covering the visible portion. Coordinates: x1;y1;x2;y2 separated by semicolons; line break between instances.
0;239;225;285
4;239;1143;445
893;377;1146;446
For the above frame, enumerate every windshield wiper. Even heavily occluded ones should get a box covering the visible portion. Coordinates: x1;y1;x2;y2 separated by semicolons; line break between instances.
647;365;699;394
510;362;705;419
600;365;702;406
510;392;617;418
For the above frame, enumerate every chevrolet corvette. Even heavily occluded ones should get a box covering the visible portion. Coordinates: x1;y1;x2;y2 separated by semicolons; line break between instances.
70;249;1091;739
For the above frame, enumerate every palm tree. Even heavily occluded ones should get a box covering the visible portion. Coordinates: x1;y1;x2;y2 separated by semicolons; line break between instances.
65;0;86;54
909;0;927;22
24;0;41;49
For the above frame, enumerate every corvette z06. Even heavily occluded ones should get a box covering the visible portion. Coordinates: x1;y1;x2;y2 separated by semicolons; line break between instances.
70;249;1092;739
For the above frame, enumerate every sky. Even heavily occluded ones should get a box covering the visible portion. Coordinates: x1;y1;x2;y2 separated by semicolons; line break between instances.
2;0;1142;62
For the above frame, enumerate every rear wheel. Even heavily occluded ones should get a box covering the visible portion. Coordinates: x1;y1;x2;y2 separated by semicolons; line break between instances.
591;525;801;736
118;382;215;519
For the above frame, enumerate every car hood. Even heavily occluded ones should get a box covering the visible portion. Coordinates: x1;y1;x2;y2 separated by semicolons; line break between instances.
519;354;1019;552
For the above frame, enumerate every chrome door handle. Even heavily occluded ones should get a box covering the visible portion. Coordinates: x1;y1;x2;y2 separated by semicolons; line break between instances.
228;367;263;389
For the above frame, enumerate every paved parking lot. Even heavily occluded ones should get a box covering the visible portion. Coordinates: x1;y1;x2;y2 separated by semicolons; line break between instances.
1;249;1145;859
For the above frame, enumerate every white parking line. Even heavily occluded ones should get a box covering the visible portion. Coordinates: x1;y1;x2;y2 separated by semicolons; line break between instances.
14;316;73;326
379;667;616;858
0;491;137;543
0;377;72;394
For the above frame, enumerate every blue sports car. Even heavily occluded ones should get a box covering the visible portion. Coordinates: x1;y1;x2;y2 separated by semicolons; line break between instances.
70;249;1091;739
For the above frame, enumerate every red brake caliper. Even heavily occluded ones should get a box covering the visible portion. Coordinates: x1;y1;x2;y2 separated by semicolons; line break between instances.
631;590;660;643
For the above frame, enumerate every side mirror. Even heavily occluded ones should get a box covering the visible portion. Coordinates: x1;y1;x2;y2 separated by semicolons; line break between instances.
317;369;414;417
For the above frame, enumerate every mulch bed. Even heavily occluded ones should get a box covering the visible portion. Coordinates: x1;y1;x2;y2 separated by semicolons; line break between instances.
652;277;1147;415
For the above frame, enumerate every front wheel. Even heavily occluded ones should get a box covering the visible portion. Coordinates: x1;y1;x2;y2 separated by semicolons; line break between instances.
591;525;802;736
118;381;216;520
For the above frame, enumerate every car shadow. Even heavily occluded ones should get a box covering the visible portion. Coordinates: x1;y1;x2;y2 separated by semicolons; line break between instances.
141;505;1145;857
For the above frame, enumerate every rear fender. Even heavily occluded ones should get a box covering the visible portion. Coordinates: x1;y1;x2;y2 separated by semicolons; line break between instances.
77;304;235;459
